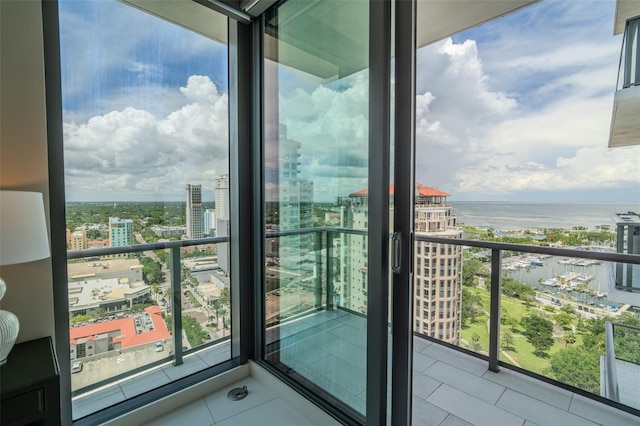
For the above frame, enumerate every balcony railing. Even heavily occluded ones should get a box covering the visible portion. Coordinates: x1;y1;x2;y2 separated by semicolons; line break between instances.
265;228;640;417
604;321;640;409
67;227;640;418
67;236;231;399
618;17;640;90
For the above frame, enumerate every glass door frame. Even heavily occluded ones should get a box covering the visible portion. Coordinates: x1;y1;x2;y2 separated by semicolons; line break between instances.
251;0;417;425
390;1;416;425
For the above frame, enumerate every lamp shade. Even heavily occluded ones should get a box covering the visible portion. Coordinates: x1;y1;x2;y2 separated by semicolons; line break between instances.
0;191;50;266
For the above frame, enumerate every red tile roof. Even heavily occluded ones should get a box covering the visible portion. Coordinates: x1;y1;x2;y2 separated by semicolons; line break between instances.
69;306;170;348
350;184;450;197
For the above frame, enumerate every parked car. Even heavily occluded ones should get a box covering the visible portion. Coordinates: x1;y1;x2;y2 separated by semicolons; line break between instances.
168;346;188;357
155;341;164;352
71;361;83;373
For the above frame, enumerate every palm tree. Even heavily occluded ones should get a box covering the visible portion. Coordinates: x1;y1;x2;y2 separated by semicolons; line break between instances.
152;283;160;304
219;307;228;336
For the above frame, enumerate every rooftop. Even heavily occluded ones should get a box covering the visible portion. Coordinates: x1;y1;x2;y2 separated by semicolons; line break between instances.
350;184;450;198
67;276;148;310
67;259;143;279
69;306;170;349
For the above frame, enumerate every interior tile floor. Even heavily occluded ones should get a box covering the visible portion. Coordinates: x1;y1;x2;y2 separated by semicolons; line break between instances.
143;377;312;426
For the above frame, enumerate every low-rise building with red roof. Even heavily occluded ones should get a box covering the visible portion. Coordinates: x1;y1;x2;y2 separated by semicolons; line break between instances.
69;306;170;360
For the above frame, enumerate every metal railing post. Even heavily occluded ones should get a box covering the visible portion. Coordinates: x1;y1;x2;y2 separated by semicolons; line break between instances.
326;230;334;310
315;230;322;309
170;246;184;366
489;248;502;372
605;321;620;401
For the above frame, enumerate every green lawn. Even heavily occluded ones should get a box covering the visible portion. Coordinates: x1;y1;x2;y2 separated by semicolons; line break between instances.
462;286;585;375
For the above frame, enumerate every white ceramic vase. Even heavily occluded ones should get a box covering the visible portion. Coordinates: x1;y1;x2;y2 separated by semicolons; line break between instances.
0;278;20;366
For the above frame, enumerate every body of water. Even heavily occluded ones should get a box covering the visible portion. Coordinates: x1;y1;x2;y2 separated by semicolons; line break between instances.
450;202;640;306
505;255;616;307
450;202;640;231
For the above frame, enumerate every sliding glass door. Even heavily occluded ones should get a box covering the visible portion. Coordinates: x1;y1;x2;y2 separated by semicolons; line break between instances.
261;0;396;423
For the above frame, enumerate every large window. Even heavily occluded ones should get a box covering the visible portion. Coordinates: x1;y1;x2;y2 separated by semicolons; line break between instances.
58;0;230;419
413;0;640;419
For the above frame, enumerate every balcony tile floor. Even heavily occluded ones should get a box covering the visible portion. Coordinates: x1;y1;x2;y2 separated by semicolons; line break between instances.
265;309;640;426
77;309;640;425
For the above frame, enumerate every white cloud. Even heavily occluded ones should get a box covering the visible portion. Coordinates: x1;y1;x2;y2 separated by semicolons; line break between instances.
414;1;638;202
275;72;370;201
64;76;228;201
456;145;639;194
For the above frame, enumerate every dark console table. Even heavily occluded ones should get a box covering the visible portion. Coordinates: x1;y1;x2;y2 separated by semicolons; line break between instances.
1;337;60;425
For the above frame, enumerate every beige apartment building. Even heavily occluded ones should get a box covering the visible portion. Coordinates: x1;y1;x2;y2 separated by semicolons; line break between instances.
340;184;462;344
66;228;86;250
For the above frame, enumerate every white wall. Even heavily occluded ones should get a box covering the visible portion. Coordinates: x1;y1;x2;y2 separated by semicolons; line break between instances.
0;0;56;343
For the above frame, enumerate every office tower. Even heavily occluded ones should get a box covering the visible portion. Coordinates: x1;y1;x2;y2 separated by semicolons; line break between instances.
340;184;462;344
215;175;230;221
186;184;203;239
108;217;133;247
277;125;314;270
215;175;230;274
204;209;216;236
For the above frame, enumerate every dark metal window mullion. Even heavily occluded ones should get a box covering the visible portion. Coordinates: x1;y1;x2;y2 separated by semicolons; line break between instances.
229;17;258;363
391;0;417;424
367;0;392;424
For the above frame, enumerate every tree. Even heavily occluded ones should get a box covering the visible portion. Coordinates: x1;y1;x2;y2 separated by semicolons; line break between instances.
555;312;573;331
219;307;228;336
462;258;488;287
502;329;515;350
152;283;161;303
521;314;554;357
461;287;483;326
548;347;600;393
141;256;164;285
502;278;535;300
564;331;576;347
470;332;482;352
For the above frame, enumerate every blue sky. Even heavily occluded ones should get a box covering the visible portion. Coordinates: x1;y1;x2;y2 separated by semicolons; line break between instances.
59;0;227;121
59;0;639;204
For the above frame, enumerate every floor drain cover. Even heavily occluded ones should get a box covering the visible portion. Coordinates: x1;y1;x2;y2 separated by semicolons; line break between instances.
227;385;249;401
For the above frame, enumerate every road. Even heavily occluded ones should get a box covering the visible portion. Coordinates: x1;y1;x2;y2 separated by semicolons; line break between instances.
135;232;171;296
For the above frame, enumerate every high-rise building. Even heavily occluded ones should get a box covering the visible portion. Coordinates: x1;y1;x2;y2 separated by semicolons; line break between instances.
413;185;462;344
340;184;462;344
186;184;203;239
204;209;216;236
214;175;230;221
277;125;314;270
108;217;133;248
214;175;230;274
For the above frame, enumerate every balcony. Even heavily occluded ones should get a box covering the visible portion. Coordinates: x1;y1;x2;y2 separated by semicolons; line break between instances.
67;237;232;421
65;229;640;423
609;15;640;148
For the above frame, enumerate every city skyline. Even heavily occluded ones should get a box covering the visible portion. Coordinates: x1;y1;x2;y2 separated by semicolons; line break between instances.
60;0;639;203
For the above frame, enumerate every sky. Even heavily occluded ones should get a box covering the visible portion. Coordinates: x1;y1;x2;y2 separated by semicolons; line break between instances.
60;0;639;203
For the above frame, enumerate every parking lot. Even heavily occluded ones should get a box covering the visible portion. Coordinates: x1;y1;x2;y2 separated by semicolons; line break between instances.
71;342;172;391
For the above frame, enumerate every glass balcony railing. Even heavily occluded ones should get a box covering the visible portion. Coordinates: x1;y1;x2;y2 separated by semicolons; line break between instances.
262;228;640;419
604;321;640;410
67;228;640;419
618;17;640;90
66;237;231;418
415;234;640;412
